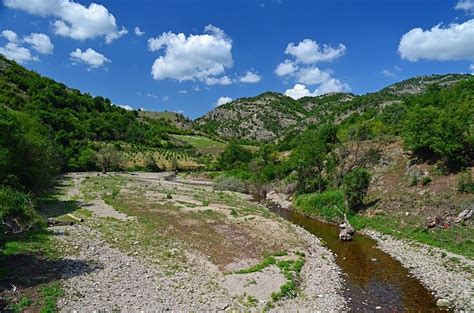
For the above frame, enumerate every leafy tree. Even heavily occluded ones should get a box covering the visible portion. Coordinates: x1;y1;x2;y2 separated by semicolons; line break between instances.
343;168;371;212
218;142;253;170
95;144;122;174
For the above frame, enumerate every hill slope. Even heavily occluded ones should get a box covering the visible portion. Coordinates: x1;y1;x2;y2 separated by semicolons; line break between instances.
196;74;471;142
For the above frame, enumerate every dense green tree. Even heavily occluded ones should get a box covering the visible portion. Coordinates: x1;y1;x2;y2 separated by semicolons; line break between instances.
218;142;253;170
343;168;371;212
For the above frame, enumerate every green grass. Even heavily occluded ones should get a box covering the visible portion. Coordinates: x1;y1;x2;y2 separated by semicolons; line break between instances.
294;191;346;222
171;134;227;151
231;251;306;308
39;283;64;313
6;295;32;312
350;214;474;259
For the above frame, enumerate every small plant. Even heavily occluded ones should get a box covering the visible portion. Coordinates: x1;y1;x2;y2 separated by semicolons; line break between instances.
213;175;246;193
246;295;258;307
457;170;474;194
166;193;173;199
421;176;432;186
202;200;210;206
230;208;238;217
409;176;419;187
7;295;32;312
40;283;64;313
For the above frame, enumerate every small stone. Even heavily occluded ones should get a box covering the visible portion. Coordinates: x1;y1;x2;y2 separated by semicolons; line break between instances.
370;258;378;262
375;306;381;310
436;299;450;307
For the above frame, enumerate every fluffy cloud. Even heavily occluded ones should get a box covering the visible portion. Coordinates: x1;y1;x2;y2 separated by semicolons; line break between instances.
0;42;37;63
3;0;127;43
275;60;297;76
24;33;54;54
455;0;474;13
1;29;19;42
204;75;232;85
148;25;233;85
470;64;474;72
117;104;133;110
178;90;188;94
70;48;110;69
285;39;346;64
134;27;145;36
399;19;474;61
284;81;349;100
239;71;261;83
295;66;332;85
275;38;349;96
215;96;232;106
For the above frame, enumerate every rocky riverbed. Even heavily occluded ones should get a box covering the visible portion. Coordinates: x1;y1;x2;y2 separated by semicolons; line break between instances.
51;172;347;311
366;230;474;311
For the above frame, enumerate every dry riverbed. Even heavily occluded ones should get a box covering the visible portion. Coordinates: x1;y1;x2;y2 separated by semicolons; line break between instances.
48;172;347;311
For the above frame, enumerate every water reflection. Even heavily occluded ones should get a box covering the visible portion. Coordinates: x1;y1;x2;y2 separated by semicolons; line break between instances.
268;204;446;312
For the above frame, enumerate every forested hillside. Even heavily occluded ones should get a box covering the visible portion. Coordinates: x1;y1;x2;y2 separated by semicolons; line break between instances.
196;74;471;142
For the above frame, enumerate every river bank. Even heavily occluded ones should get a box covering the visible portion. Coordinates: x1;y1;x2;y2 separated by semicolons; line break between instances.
13;172;347;312
266;190;473;311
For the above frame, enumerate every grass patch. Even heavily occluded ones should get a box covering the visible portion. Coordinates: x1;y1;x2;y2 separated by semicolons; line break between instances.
350;214;474;259
39;283;64;313
231;251;306;308
294;191;346;222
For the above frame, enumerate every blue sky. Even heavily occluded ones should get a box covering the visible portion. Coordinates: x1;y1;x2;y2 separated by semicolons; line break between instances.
0;0;473;118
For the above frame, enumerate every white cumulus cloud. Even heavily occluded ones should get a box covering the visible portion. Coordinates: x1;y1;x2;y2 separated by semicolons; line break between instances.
398;19;474;61
204;75;232;86
0;42;37;63
239;71;261;83
70;48;110;69
275;38;349;96
285;39;346;64
470;63;474;72
284;82;349;100
275;59;297;76
3;0;127;43
216;96;232;106
134;27;145;36
1;29;19;42
148;25;233;85
24;33;54;54
117;104;133;110
455;0;474;13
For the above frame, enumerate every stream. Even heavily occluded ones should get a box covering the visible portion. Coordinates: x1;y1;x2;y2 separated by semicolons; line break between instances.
266;202;447;312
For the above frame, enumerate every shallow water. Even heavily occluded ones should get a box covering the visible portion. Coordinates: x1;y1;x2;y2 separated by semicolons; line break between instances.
267;203;447;312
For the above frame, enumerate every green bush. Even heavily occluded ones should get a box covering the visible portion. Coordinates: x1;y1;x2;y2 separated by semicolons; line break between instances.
0;187;42;234
458;170;474;193
213;175;246;193
294;190;346;221
218;142;253;170
343;168;371;212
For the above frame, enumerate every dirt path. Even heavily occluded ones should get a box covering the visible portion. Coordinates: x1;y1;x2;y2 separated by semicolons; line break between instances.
52;172;347;311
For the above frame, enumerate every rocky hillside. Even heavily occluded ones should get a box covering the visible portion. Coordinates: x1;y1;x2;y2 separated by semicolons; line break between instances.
195;92;308;141
195;74;471;142
139;111;195;132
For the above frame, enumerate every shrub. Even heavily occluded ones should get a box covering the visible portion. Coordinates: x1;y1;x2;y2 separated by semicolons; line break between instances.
218;142;253;170
213;175;246;193
421;176;432;186
0;187;42;234
458;170;474;194
343;168;371;212
294;190;346;221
